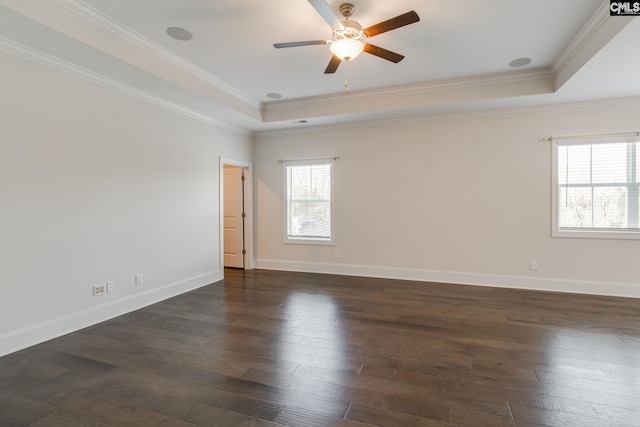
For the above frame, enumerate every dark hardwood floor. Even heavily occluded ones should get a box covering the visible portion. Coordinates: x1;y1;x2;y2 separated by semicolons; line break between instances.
2;269;640;426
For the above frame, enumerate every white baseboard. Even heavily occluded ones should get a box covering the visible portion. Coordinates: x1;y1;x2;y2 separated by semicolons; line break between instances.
0;270;222;357
4;263;637;357
255;259;640;299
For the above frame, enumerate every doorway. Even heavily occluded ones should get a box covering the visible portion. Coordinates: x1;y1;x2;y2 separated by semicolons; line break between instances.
223;165;245;268
220;158;253;271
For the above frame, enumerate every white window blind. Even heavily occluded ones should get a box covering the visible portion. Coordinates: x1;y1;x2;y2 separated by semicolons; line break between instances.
553;135;640;238
284;159;334;244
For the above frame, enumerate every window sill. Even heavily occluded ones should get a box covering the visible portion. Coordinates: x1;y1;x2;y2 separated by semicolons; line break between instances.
284;237;335;246
552;229;640;240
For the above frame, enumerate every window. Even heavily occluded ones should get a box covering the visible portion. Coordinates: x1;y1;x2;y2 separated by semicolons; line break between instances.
284;159;335;244
552;134;640;239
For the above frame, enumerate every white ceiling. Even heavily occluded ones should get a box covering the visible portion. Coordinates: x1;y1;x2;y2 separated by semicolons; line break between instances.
0;0;638;133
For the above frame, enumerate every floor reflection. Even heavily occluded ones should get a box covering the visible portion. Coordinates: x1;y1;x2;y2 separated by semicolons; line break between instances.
538;329;640;425
275;291;351;417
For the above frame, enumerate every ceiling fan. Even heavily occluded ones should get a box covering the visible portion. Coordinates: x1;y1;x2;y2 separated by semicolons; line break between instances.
274;0;420;74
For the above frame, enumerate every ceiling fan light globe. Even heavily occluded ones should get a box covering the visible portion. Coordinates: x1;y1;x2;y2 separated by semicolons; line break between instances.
330;38;364;61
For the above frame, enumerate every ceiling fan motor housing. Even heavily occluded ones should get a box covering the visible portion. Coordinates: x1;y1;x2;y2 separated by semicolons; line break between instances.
334;20;363;41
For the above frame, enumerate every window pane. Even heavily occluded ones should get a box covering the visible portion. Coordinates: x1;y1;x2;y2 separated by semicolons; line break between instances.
592;143;627;184
290;201;330;236
592;187;627;228
557;145;567;184
558;144;591;184
636;142;640;182
559;187;592;228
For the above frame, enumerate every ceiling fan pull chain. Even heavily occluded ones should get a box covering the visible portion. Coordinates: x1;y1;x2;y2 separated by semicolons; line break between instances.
344;62;350;94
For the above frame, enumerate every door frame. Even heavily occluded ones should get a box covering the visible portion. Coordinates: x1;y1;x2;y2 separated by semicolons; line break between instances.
219;157;254;275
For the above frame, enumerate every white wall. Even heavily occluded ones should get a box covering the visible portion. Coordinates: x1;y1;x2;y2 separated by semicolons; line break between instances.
254;102;640;297
0;52;252;355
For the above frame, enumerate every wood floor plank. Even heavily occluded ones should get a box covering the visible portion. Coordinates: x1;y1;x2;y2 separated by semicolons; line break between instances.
344;403;451;427
29;409;111;427
2;268;640;426
0;388;58;426
450;407;528;427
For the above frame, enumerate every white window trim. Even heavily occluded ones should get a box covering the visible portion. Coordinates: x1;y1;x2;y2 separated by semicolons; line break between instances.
551;133;640;240
283;158;336;246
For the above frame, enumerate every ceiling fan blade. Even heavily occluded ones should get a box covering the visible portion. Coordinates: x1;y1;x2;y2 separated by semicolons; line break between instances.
274;40;328;48
324;55;341;74
363;44;404;63
308;0;344;29
363;10;420;37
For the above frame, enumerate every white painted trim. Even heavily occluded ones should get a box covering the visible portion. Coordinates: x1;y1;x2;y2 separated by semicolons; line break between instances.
254;259;640;299
263;68;554;113
54;0;259;110
552;1;610;74
552;4;633;91
0;271;222;357
0;36;246;135
256;96;640;138
219;157;255;272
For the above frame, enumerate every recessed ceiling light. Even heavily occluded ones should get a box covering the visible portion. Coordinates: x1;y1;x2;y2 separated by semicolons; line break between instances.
166;27;193;41
509;57;532;68
267;93;283;99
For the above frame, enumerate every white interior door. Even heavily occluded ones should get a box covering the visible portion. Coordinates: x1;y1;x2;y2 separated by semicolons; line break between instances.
223;165;244;268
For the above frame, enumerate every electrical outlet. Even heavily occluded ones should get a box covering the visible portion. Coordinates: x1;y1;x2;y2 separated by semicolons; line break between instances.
334;250;340;258
107;281;115;293
530;260;539;271
135;274;143;286
93;283;107;297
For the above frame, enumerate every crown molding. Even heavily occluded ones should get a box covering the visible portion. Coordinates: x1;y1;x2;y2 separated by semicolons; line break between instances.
0;36;248;135
54;0;260;110
263;68;555;113
552;2;634;91
7;26;636;140
552;1;610;74
256;96;640;138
